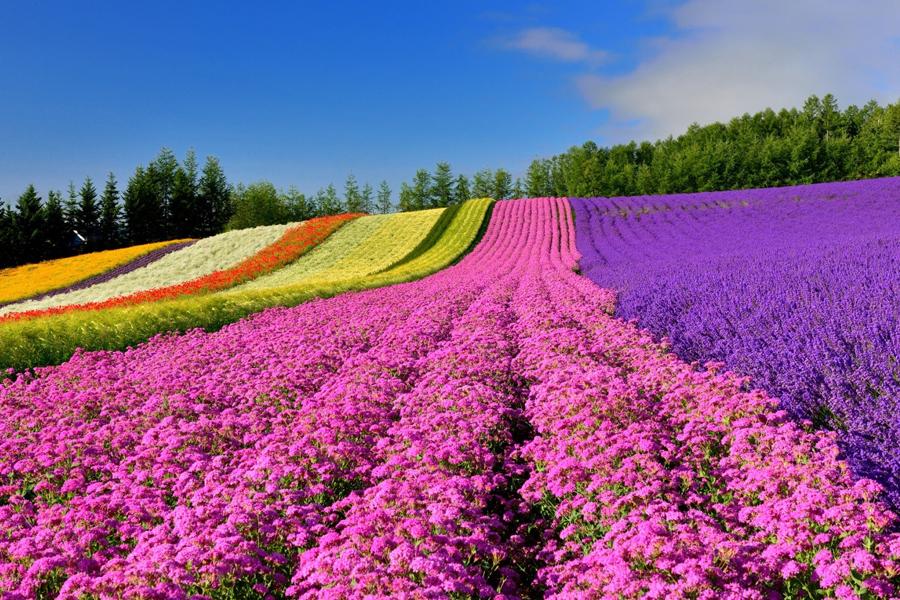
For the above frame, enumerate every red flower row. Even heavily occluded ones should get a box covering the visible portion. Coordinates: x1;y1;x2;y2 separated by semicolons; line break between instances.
1;213;361;323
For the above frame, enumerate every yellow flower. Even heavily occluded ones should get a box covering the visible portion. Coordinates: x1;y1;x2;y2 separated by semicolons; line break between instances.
0;240;193;304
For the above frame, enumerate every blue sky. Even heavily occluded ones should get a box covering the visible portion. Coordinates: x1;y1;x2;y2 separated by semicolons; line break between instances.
1;0;898;204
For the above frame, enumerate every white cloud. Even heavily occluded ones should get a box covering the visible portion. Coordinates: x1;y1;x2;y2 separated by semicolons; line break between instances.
575;0;900;142
501;27;608;65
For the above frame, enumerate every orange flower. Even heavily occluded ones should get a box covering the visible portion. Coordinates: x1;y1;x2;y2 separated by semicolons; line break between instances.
1;214;360;322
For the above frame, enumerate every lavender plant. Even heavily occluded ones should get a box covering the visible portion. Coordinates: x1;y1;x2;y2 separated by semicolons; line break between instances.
572;177;900;507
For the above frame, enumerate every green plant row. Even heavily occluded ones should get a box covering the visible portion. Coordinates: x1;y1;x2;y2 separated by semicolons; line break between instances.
0;198;494;371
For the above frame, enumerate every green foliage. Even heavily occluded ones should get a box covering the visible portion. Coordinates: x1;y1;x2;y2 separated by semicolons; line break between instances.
76;177;100;244
123;165;160;244
453;174;470;205
344;174;364;213
43;190;68;259
411;168;431;210
198;156;232;235
99;172;122;249
14;185;44;263
536;94;900;198
493;168;512;200
376;180;393;213
472;169;493;198
226;181;288;230
318;183;343;215
431;162;453;208
169;149;198;238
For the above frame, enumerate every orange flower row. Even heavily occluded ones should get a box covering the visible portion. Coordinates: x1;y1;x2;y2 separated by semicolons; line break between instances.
1;213;361;323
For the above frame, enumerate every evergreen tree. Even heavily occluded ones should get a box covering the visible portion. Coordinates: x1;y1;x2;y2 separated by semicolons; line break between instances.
14;185;45;263
0;204;16;267
430;162;453;207
319;184;343;215
64;181;79;231
525;159;551;197
512;177;525;199
344;174;364;213
472;169;493;198
76;176;101;246
493;169;512;200
360;182;374;213
124;166;160;244
150;148;179;235
283;186;312;221
99;172;122;248
376;180;393;214
453;174;470;205
311;188;327;217
226;181;286;230
170;149;198;237
44;190;69;258
398;182;415;212
410;169;431;211
198;156;232;235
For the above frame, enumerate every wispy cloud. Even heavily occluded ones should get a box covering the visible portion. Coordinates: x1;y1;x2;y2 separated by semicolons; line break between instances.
576;0;900;142
499;27;608;65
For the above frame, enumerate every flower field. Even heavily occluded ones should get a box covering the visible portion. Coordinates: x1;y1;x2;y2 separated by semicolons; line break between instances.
0;199;492;370
0;214;359;322
571;177;900;509
235;208;444;291
0;239;193;306
2;195;900;598
0;224;296;318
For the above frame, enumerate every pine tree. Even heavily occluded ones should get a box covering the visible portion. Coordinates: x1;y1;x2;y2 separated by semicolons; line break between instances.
319;184;343;215
124;166;159;244
64;181;79;231
360;182;374;213
150;148;179;235
170;149;198;237
76;177;101;246
398;182;414;212
452;174;470;205
376;181;392;214
283;186;312;221
525;159;551;197
493;169;512;200
512;177;525;199
344;174;364;213
312;188;327;217
226;181;286;230
430;162;453;208
198;156;232;235
472;169;493;198
44;190;68;258
99;172;122;248
0;204;16;267
14;185;45;263
411;169;431;210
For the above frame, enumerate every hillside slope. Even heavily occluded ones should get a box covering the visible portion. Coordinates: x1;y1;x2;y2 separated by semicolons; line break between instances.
1;197;897;598
0;199;492;369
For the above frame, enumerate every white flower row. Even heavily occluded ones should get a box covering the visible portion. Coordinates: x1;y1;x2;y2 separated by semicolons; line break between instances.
1;223;293;316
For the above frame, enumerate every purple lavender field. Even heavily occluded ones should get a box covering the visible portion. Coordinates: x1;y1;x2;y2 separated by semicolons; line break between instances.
572;177;900;506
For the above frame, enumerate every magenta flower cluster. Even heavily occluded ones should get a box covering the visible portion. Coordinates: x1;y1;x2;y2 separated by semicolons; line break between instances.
2;198;900;598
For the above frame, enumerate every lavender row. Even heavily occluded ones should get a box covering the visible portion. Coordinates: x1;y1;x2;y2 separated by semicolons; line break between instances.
571;177;900;507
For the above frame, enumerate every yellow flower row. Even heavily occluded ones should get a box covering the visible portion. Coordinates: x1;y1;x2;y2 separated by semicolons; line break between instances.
235;209;444;291
0;240;193;304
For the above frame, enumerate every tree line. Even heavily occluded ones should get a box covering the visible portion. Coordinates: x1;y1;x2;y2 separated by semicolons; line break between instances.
0;149;397;268
3;94;899;268
519;94;900;198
